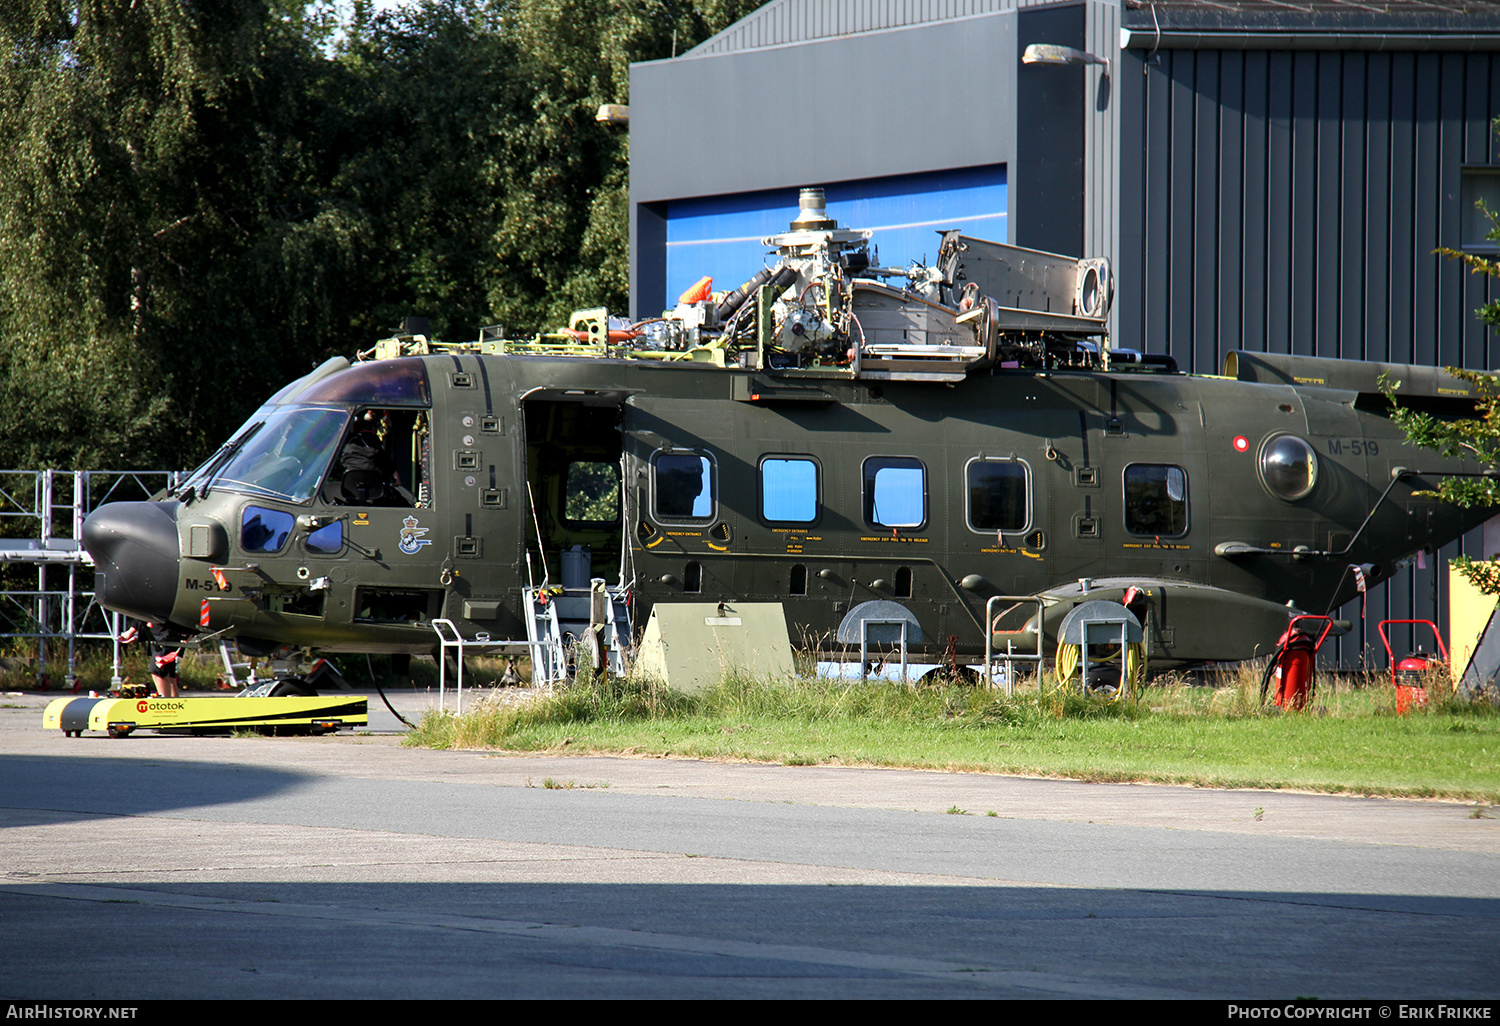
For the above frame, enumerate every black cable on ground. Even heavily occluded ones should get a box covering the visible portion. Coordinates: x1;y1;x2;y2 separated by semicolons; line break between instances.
368;654;416;729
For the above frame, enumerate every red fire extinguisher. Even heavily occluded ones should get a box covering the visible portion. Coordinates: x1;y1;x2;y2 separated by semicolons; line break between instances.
1260;615;1339;711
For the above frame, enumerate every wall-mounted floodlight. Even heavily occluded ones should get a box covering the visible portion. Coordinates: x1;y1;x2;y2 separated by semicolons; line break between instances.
1022;43;1109;75
595;104;630;125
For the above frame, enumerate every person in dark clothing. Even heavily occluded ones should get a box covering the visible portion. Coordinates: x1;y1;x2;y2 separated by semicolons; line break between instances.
117;619;188;697
338;410;397;504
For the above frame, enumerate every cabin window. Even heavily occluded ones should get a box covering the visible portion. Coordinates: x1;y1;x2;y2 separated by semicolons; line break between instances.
966;458;1030;534
564;461;621;525
760;456;819;523
652;451;715;522
242;506;294;554
1461;168;1500;251
1123;464;1189;537
863;456;926;529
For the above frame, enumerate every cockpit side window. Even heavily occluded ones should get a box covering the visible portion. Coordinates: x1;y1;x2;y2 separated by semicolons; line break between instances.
329;408;426;508
306;519;344;554
242;505;294;554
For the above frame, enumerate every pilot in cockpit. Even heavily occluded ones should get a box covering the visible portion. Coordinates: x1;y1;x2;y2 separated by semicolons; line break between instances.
336;410;401;505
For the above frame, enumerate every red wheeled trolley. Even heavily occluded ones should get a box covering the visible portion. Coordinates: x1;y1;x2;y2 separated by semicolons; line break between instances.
1377;620;1450;714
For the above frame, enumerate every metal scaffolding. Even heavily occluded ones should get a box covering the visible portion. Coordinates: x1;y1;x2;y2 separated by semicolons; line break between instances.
0;470;178;689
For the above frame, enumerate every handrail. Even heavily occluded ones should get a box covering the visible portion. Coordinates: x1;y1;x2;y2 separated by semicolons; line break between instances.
429;618;545;714
984;594;1047;694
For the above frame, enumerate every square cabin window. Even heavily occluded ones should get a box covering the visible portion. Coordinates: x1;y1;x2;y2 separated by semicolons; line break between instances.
652;451;714;522
967;459;1030;533
761;457;819;523
1123;463;1189;537
863;456;926;529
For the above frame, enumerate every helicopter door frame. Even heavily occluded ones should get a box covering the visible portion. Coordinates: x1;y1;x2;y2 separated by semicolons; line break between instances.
517;388;631;593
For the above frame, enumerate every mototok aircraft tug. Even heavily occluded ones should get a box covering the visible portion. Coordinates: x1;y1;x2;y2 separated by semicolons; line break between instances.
43;690;368;739
73;188;1494;710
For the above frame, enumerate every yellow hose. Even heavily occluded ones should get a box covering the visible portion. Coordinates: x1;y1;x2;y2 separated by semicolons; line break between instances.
1055;641;1079;683
1055;641;1147;699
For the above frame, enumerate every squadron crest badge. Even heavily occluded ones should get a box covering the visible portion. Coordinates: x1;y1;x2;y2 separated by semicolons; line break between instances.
399;515;432;554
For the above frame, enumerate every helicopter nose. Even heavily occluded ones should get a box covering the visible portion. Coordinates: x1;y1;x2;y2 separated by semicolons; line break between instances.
82;501;182;624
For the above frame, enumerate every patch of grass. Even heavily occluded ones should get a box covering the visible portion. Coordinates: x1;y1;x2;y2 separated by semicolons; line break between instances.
540;778;608;790
406;666;1500;801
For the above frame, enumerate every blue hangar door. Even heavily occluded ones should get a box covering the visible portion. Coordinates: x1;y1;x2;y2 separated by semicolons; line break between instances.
663;166;1007;304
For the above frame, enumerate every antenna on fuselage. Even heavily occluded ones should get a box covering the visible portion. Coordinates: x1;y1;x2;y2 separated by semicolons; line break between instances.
526;480;549;590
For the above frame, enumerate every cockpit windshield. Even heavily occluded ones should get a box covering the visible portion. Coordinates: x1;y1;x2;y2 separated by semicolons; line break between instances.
175;359;430;505
200;405;350;504
175;406;271;499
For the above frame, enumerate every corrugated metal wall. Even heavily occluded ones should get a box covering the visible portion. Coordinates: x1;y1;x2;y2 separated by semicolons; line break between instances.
1118;44;1500;665
1084;0;1120;341
687;0;1015;56
1119;47;1500;372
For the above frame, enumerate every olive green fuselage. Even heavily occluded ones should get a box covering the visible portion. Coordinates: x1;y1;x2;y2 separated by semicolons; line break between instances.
121;351;1484;667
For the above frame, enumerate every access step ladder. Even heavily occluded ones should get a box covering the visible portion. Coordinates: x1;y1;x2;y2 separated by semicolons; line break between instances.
523;579;633;686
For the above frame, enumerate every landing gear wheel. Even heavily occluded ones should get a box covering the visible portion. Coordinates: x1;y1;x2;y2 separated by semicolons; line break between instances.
269;679;318;697
918;665;980;686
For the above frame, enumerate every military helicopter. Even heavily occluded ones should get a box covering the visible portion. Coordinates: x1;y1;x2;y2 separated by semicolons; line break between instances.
81;188;1494;688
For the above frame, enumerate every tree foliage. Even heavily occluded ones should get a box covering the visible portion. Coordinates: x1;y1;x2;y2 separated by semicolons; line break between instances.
0;0;759;472
0;0;373;468
1386;188;1500;590
1384;366;1500;509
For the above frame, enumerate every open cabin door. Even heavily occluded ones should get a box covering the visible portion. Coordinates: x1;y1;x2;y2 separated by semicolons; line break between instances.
518;390;633;682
